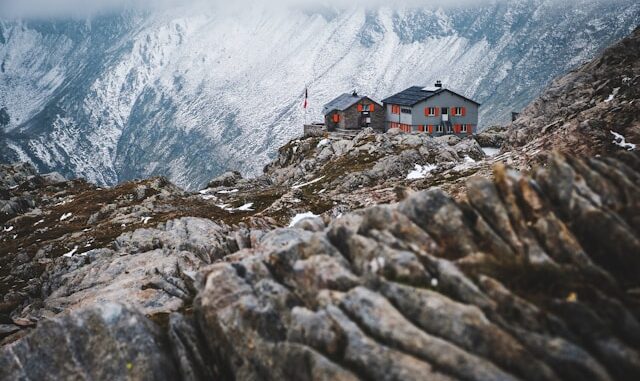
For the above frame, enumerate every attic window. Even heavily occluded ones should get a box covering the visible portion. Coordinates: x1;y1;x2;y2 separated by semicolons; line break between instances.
426;107;436;116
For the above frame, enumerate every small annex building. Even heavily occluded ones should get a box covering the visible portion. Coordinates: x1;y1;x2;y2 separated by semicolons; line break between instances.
382;81;481;136
322;92;385;133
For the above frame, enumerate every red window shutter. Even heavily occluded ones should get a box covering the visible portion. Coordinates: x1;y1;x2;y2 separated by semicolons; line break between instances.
357;104;363;112
461;107;466;116
428;125;433;134
424;108;429;116
370;104;375;112
435;108;440;117
419;125;424;132
333;114;340;123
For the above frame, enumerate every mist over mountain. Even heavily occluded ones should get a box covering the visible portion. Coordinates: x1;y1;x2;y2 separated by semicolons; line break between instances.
1;0;639;189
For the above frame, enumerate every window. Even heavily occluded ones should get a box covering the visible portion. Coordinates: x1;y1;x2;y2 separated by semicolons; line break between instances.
401;108;412;114
427;107;436;116
332;114;340;123
391;105;400;114
453;107;466;116
436;124;443;133
461;124;468;133
441;107;448;115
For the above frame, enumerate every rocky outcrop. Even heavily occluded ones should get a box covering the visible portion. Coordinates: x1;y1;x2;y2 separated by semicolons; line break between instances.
0;303;180;380
206;171;243;188
1;151;639;379
504;26;640;167
191;151;640;381
475;125;509;148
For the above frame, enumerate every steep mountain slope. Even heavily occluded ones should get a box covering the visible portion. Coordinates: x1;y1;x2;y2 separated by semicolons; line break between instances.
1;1;639;189
504;26;640;166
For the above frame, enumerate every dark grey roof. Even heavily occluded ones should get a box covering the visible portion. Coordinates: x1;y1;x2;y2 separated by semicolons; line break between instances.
382;86;481;106
381;86;435;106
323;93;363;115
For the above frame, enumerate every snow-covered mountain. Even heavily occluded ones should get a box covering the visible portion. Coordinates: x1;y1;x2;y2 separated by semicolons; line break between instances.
1;0;639;189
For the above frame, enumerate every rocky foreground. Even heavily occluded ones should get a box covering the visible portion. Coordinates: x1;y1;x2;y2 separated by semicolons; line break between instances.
1;148;640;380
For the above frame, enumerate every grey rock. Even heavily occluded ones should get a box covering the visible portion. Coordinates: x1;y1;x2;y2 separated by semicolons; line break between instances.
0;303;179;380
206;170;242;188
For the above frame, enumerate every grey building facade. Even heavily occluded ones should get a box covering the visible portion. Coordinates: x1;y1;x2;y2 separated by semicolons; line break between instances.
323;92;385;132
382;83;481;136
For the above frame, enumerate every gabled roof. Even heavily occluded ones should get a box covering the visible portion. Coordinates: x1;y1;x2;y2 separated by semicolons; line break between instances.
382;86;481;107
323;93;381;115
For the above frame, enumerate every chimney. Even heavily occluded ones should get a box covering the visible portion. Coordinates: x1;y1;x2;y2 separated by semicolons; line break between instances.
435;80;442;89
352;90;359;97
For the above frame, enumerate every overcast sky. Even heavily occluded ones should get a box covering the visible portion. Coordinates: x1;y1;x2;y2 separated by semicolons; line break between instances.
0;0;623;19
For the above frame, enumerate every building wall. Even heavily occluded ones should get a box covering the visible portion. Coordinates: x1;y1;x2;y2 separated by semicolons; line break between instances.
385;90;479;135
413;91;479;134
385;104;413;126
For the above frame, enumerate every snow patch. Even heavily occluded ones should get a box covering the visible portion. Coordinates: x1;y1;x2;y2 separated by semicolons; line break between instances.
293;176;326;189
63;246;79;258
236;203;254;211
3;226;14;232
611;131;636;151
59;213;73;221
317;139;330;148
604;87;620;103
141;216;152;224
289;212;318;227
407;164;437;180
217;189;239;194
481;147;500;156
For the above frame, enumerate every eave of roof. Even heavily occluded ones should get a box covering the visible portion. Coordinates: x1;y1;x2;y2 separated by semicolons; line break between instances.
382;87;481;107
323;94;383;115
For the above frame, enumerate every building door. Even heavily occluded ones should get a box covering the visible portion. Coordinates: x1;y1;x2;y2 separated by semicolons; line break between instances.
441;107;449;122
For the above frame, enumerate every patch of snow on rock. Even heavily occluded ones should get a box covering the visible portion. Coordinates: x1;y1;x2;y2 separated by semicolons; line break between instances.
407;164;438;180
481;147;500;156
317;139;330;148
63;246;79;258
59;213;73;221
293;176;326;189
288;212;318;227
604;87;620;102
3;226;14;232
611;130;636;151
236;203;255;212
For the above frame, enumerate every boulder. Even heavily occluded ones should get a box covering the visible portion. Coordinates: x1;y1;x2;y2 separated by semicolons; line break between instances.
0;303;179;380
206;171;242;188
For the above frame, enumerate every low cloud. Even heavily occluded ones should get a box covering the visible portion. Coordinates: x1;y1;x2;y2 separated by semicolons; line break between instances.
0;0;623;19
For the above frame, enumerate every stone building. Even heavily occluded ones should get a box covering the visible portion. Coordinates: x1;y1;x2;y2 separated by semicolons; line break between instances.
323;92;385;133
